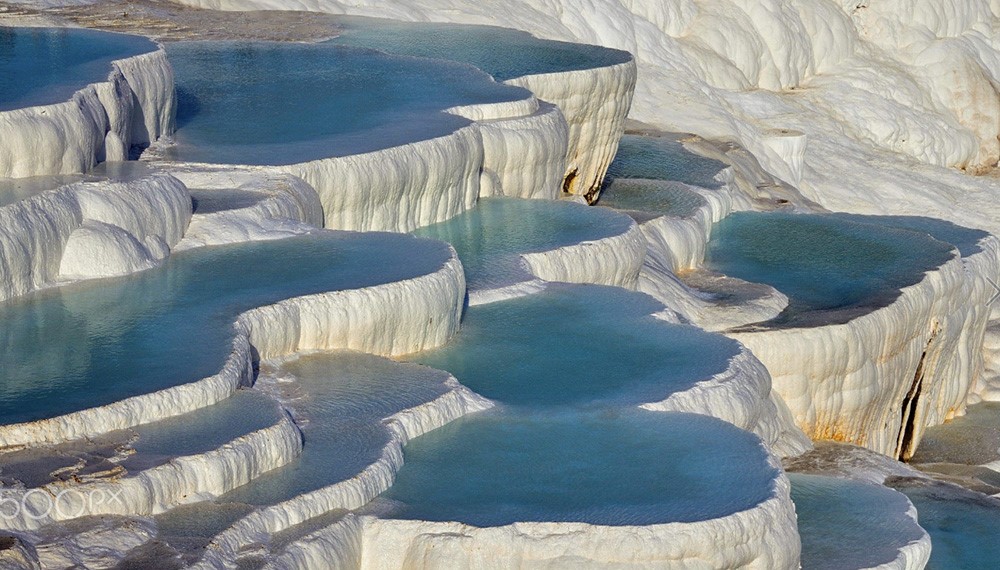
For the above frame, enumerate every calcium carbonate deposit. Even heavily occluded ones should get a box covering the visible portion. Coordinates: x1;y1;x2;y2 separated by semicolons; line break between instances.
0;1;999;568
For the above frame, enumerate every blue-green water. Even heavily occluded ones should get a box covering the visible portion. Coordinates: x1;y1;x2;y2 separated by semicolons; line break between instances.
218;351;454;506
122;390;284;473
890;478;1000;570
379;409;778;526
790;474;926;570
833;214;988;257
704;212;956;324
0;232;451;425
412;198;634;290
605;135;726;190
597;178;707;218
0;26;156;112
163;40;528;165
331;17;631;82
408;284;739;408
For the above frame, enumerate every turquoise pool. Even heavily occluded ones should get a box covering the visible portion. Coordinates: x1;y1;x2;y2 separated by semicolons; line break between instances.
704;212;956;325
597;178;707;218
330;17;631;82
219;351;458;507
790;474;925;570
412;198;634;290
0;26;156;112
0;232;452;425
163;40;528;165
408;284;739;408
378;409;778;526
605;134;726;190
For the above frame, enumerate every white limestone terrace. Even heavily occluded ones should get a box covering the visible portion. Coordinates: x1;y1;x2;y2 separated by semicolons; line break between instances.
145;22;632;231
351;410;798;570
0;25;175;179
326;16;636;202
593;128;1000;462
174;351;491;570
138;39;527;232
407;284;809;457
166;0;1000;235
184;285;804;569
715;214;1000;460
0;225;466;451
0;166;191;304
596;133;793;332
131;18;634;232
168;165;325;250
0;394;302;531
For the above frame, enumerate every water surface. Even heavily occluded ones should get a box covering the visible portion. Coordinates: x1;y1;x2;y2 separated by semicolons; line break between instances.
331;17;631;81
409;284;740;408
378;409;778;526
704;212;956;325
0;232;451;424
890;478;1000;570
597;178;706;218
164;40;528;165
413;198;634;290
0;26;156;112
605;135;726;190
790;474;925;570
219;351;456;507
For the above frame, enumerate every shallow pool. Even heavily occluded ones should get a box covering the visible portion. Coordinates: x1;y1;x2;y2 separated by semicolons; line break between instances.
218;351;458;507
790;473;925;570
330;17;631;82
605;135;726;190
890;477;1000;570
597;178;706;218
0;173;87;208
0;232;452;425
377;409;778;526
412;198;634;290
408;284;740;408
122;389;283;473
704;212;956;324
163;40;528;165
0;26;157;112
